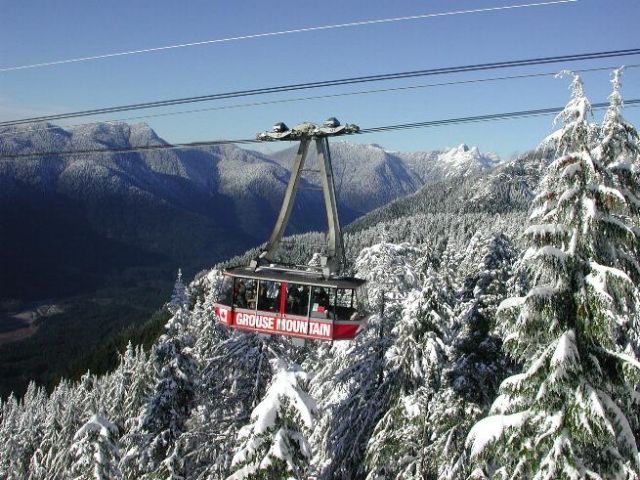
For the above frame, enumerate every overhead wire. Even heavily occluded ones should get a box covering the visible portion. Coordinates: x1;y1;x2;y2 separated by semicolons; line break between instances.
3;99;638;160
358;99;640;134
1;47;638;128
2;63;638;140
0;0;578;73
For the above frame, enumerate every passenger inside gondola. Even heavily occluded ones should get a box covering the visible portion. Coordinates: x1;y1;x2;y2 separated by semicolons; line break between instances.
232;278;258;309
246;285;256;309
220;276;234;306
285;283;310;316
310;286;332;318
257;280;281;312
335;288;356;320
234;280;247;307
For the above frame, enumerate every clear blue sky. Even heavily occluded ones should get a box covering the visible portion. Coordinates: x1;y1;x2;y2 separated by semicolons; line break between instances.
1;0;638;158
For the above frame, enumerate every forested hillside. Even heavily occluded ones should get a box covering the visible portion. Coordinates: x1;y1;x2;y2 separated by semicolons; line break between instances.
1;70;638;479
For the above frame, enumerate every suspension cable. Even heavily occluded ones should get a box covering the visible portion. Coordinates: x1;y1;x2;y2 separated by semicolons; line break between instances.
2;99;637;160
2;63;638;140
1;48;638;128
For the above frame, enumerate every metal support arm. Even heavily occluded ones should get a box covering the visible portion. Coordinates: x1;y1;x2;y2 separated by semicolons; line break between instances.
253;119;355;276
315;137;344;275
256;139;311;265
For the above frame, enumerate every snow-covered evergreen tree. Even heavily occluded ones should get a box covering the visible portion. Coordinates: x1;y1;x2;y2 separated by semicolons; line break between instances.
168;268;189;313
2;383;48;479
228;358;316;480
354;239;421;305
0;394;24;479
70;414;121;480
467;72;640;479
600;67;640;227
310;241;419;479
121;308;196;478
596;67;640;353
422;233;516;479
449;233;516;404
363;270;451;480
311;305;394;480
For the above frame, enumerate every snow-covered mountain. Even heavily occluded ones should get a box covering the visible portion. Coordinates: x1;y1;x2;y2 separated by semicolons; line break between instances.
270;141;502;214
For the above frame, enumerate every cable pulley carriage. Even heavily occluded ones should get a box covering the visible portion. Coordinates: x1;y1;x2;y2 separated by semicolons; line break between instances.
213;118;368;341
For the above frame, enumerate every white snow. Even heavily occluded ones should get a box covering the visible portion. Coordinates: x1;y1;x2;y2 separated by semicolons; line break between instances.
524;224;570;239
597;388;640;469
496;296;525;313
549;330;580;382
588;184;626;205
527;285;557;300
523;245;567;264
73;414;118;441
247;359;316;436
466;412;529;458
561;162;582;179
585;261;633;304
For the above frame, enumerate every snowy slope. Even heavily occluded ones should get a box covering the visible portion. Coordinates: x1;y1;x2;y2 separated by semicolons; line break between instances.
270;141;502;215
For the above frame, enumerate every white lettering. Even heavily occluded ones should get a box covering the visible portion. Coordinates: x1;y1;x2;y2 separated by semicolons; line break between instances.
236;314;332;339
235;312;275;330
309;322;331;337
276;318;310;335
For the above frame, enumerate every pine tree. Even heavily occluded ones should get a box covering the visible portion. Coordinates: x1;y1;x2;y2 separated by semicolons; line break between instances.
448;233;516;405
121;308;197;478
363;271;451;480
310;241;420;479
168;268;189;313
228;358;316;480
600;67;640;230
424;233;516;479
43;380;87;479
467;72;640;479
311;298;395;480
2;382;49;479
596;67;640;354
353;240;421;305
29;381;71;480
70;414;121;480
0;394;23;479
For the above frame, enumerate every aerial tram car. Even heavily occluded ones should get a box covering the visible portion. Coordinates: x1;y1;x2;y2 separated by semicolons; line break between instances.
213;118;368;341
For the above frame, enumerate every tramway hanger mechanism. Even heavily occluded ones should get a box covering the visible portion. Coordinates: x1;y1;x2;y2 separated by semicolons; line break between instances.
252;117;360;277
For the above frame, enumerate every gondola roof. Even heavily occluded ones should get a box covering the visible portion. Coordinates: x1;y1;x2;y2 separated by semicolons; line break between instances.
224;266;366;290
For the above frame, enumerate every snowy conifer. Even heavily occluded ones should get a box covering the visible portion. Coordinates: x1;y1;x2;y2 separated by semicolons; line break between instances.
195;333;285;478
121;308;196;477
228;358;316;480
467;73;640;478
364;271;451;479
310;241;419;479
311;307;394;479
354;240;421;305
0;394;24;479
168;268;189;313
448;233;516;404
70;414;121;480
596;67;640;352
423;233;516;479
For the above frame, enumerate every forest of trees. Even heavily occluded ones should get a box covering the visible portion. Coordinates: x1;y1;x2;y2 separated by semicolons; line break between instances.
1;68;639;479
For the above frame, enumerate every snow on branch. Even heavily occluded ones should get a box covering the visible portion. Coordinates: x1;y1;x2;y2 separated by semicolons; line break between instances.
466;412;529;459
548;330;581;384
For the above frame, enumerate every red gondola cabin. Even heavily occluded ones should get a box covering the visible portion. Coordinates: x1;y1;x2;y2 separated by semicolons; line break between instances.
214;266;367;341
